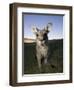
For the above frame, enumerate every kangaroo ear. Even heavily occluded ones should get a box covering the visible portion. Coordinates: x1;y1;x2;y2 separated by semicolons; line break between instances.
32;26;39;34
45;23;52;33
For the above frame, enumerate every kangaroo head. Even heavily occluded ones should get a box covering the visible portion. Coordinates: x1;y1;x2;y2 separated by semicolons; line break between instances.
32;23;52;41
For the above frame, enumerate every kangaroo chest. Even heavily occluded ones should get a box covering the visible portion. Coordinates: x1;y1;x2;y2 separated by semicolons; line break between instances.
36;40;48;56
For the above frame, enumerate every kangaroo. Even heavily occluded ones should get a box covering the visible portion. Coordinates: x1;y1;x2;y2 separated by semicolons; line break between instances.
32;23;52;72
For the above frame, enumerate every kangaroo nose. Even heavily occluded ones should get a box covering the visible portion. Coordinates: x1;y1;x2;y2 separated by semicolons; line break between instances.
41;39;43;41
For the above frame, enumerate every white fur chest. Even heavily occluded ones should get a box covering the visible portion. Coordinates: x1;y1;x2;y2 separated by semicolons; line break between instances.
36;40;48;57
37;40;45;46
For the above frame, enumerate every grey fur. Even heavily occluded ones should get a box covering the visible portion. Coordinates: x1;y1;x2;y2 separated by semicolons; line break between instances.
32;23;52;72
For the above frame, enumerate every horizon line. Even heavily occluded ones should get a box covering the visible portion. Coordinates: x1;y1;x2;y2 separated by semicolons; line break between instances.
24;37;63;40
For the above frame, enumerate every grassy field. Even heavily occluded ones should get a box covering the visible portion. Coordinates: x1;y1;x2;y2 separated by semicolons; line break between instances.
24;39;63;74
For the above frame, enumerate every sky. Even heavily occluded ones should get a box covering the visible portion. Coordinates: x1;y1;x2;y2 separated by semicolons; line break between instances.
23;13;63;40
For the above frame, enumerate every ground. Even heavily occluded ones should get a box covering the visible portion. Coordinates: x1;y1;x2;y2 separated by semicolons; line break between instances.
24;39;63;74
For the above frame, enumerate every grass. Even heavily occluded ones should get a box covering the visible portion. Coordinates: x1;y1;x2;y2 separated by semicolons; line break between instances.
24;39;63;74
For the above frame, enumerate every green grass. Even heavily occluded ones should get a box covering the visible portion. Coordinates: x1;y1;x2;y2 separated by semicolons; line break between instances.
24;39;63;74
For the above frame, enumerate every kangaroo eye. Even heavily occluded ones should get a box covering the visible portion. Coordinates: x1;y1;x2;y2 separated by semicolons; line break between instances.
43;33;47;39
44;33;47;36
36;34;38;37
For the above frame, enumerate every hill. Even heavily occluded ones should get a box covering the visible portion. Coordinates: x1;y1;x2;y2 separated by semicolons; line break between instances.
24;38;35;43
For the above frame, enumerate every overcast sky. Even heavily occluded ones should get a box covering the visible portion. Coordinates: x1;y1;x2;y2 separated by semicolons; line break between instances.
23;13;63;40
